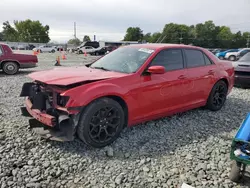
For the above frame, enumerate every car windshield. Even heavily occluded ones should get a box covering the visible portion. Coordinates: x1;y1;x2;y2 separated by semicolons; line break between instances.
238;52;250;62
90;47;154;73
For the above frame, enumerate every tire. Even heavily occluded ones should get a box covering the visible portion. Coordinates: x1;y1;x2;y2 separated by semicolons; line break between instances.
77;97;125;148
229;55;236;61
51;49;55;53
206;80;228;111
96;52;99;56
229;161;243;182
79;50;83;54
218;56;224;60
2;62;19;75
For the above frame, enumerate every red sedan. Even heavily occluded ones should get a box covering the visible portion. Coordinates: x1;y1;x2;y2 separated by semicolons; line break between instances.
20;44;234;148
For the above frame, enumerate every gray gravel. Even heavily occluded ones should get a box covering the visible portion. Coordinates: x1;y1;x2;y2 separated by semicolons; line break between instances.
1;51;250;188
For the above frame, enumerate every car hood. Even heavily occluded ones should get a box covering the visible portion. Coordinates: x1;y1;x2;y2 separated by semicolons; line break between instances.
28;66;127;86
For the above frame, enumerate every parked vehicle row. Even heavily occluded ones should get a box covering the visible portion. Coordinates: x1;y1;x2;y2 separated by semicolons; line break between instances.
208;48;250;61
233;52;250;88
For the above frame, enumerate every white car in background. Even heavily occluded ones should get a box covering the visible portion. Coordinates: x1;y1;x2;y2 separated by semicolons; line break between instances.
33;45;57;53
77;46;97;54
225;48;250;61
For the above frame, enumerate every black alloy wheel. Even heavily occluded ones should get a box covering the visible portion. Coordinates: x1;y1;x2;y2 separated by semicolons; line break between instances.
206;80;228;111
77;98;125;148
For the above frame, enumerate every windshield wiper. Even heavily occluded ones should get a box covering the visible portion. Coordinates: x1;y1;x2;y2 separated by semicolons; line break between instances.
91;66;110;71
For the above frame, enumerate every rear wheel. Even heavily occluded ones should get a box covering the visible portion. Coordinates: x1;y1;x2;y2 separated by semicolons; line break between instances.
79;50;83;54
206;80;228;111
77;98;125;148
51;49;55;53
2;62;19;75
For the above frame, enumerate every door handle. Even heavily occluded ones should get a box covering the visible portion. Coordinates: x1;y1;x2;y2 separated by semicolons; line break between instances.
178;75;186;79
208;70;214;75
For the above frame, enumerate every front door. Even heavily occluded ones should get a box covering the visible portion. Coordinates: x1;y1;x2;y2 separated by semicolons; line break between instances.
138;48;190;119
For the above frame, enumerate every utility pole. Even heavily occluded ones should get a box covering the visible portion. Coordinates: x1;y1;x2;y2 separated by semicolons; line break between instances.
74;22;76;39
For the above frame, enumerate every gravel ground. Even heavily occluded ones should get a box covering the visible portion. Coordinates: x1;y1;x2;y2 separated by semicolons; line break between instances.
1;51;250;188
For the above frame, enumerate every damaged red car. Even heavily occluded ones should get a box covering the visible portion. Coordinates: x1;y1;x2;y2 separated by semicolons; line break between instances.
20;44;234;148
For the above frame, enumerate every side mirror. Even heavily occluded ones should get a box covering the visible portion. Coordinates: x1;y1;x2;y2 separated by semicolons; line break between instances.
147;66;165;74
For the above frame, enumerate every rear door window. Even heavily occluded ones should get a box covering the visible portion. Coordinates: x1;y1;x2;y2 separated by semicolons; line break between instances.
184;49;206;68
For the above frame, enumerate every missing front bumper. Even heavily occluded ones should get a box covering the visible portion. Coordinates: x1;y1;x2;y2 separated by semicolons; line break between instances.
28;118;75;142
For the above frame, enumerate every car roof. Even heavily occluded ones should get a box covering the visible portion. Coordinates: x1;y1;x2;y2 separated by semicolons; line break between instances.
0;43;8;46
123;43;204;50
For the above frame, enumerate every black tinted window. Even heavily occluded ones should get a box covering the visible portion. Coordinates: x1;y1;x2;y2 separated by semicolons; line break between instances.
185;49;206;68
241;50;250;56
204;54;213;65
151;49;184;71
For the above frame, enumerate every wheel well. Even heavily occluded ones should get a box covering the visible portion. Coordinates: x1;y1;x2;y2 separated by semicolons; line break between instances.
219;78;229;89
105;95;129;127
0;61;20;69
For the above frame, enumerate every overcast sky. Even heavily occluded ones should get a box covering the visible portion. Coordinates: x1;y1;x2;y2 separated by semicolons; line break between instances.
0;0;250;43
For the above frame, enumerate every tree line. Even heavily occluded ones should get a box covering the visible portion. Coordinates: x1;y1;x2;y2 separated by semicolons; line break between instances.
0;20;50;43
123;20;250;48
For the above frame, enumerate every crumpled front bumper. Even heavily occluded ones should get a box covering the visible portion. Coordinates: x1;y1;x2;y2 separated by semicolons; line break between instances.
22;97;56;127
20;82;81;142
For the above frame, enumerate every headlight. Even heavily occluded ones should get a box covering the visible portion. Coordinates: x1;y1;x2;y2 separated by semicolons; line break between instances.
57;95;70;107
232;63;238;68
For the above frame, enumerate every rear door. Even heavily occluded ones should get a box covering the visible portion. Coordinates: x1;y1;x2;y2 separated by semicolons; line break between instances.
0;45;4;62
184;49;217;104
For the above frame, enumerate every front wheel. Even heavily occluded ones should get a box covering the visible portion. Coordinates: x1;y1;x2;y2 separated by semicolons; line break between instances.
206;80;228;111
229;55;236;61
2;62;19;75
77;98;125;148
51;49;55;53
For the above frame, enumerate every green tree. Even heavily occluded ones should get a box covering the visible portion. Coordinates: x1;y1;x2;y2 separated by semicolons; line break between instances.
161;23;192;44
67;38;81;46
2;20;50;42
194;21;218;48
83;35;91;42
2;21;18;41
150;32;162;43
0;32;4;41
14;19;50;43
143;33;151;42
124;27;143;41
217;26;233;48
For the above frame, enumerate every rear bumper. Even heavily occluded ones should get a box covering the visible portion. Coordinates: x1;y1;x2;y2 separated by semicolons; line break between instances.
20;63;37;69
234;75;250;88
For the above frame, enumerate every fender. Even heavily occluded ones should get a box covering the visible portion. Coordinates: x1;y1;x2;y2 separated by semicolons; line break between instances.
0;59;20;65
61;82;129;108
